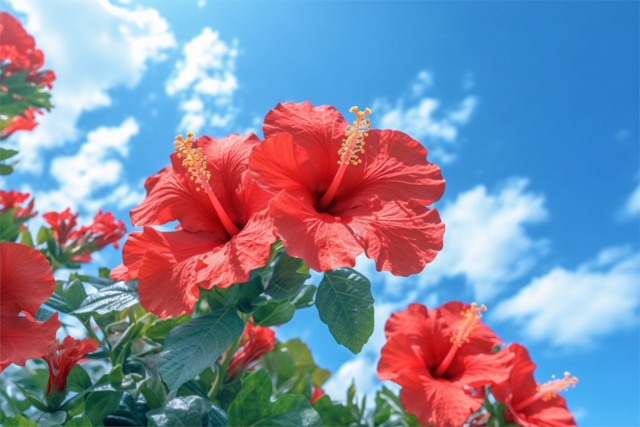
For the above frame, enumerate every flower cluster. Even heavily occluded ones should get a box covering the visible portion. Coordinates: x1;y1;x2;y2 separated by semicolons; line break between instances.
0;12;55;139
378;302;578;427
114;102;445;318
0;189;35;221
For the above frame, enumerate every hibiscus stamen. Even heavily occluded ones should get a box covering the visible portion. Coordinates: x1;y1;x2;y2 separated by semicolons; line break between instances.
513;372;578;412
317;106;371;210
174;133;241;237
433;303;487;377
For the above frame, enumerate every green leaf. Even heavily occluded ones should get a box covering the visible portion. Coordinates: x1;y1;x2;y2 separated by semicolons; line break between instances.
2;415;38;427
14;383;49;412
146;396;224;427
253;301;295;327
108;364;125;384
316;268;374;354
34;411;67;427
83;390;123;426
0;163;14;175
67;365;92;392
312;396;357;427
139;377;167;410
260;348;297;389
74;281;139;314
0;148;18;160
45;280;88;314
311;366;331;387
103;392;148;426
146;315;191;340
63;415;92;427
292;285;317;309
260;253;310;302
227;370;322;427
18;228;34;247
237;276;265;313
158;308;244;390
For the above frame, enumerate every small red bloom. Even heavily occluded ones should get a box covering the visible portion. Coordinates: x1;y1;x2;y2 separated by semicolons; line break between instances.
310;386;325;404
0;189;36;220
377;302;513;427
72;210;127;250
112;133;276;318
491;344;577;427
42;336;98;394
43;207;80;247
0;242;60;372
0;107;41;138
0;12;55;88
227;323;276;380
249;102;445;275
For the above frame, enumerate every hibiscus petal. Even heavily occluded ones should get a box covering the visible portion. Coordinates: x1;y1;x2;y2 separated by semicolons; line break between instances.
0;313;60;372
452;348;513;386
248;133;318;198
348;201;444;276
199;210;276;288
378;333;429;382
263;101;349;188
269;190;363;272
0;242;55;317
492;343;538;407
399;374;482;427
522;396;577;427
335;129;445;207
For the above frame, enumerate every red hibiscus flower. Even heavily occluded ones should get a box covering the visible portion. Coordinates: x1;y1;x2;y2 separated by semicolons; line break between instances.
310;386;325;404
0;189;36;220
0;242;60;372
0;107;41;139
112;133;277;318
377;302;513;427
43;336;98;395
249;102;445;275
0;12;55;88
492;343;577;427
72;209;127;250
43;207;80;247
227;322;276;380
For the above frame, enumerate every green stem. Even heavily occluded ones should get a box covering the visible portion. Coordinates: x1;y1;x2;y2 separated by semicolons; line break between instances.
81;318;101;343
207;312;250;401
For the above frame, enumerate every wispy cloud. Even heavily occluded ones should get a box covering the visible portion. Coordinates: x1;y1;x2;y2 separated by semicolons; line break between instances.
493;246;640;347
31;118;144;215
416;178;549;300
166;27;239;134
620;182;640;219
7;0;176;173
374;71;479;164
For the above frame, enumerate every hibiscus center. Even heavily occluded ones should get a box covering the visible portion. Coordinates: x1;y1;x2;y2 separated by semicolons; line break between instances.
513;372;578;412
433;303;487;377
174;133;241;237
317;106;371;210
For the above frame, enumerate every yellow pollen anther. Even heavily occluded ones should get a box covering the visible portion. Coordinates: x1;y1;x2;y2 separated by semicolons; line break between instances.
450;302;487;347
338;107;371;166
174;133;209;193
537;372;578;401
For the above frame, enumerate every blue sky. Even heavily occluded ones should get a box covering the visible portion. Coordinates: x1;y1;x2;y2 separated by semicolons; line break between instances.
2;0;638;425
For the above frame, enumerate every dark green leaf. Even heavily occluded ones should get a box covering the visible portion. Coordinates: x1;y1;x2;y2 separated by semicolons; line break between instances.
34;411;66;427
260;348;297;389
316;268;374;353
139;377;167;410
84;390;123;426
158;308;244;390
260;253;310;302
63;415;92;426
46;280;88;314
253;301;295;327
0;164;13;175
292;285;317;309
35;307;55;321
237;276;264;313
2;415;38;427
14;383;49;412
146;396;216;427
146;315;191;340
227;370;322;427
0;148;18;161
102;392;148;426
67;365;92;392
75;281;139;314
312;396;357;427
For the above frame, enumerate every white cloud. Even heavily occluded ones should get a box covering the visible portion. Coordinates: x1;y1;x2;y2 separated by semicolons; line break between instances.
417;178;549;301
7;0;175;173
32;118;142;214
374;71;478;164
493;246;640;347
621;183;640;218
166;27;239;134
